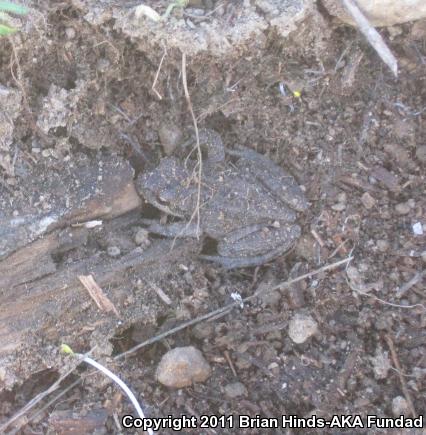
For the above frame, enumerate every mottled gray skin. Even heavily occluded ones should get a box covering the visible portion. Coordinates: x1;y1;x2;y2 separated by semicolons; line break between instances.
136;130;308;268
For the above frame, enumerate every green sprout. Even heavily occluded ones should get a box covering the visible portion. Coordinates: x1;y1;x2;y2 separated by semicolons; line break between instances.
135;1;189;22
0;1;28;36
163;0;189;19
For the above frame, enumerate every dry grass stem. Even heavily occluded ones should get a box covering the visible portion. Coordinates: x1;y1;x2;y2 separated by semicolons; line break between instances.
78;275;120;317
181;52;202;238
152;46;167;100
384;334;417;418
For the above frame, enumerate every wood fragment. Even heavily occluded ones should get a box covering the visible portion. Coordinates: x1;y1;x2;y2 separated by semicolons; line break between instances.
341;0;398;77
384;334;417;418
371;166;400;191
78;275;120;318
49;409;108;434
396;270;425;298
224;350;238;378
147;281;172;305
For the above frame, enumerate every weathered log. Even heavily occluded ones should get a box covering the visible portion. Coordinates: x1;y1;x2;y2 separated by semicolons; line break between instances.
0;154;141;260
0;155;200;389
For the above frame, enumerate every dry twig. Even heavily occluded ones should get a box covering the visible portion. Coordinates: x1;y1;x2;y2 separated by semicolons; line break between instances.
152;46;167;100
341;0;398;77
78;275;120;317
384;334;417;418
181;52;202;238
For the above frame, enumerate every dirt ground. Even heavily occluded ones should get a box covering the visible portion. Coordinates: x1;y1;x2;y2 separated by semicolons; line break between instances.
0;0;425;433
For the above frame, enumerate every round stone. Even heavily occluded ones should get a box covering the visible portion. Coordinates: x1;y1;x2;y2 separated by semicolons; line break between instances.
156;346;211;388
107;246;121;257
224;382;248;399
288;313;318;344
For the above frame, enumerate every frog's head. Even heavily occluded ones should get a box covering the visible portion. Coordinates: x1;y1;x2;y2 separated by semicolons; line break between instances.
136;157;192;218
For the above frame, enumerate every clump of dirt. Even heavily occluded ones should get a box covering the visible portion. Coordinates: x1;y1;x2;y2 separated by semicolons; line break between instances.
0;0;425;433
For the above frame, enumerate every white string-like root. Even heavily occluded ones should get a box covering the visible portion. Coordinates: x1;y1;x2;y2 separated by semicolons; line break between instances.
181;52;202;238
81;356;154;435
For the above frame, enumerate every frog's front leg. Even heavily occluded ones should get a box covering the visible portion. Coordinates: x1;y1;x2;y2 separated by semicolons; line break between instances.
187;128;225;165
141;218;201;238
200;222;301;269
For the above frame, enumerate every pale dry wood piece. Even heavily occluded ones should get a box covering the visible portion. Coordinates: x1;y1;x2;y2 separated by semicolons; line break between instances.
310;228;325;247
341;0;398;77
49;409;108;434
224;350;238;378
78;275;120;317
384;334;417;418
147;281;172;305
339;175;376;192
396;270;425;298
371;166;400;191
0;227;88;290
0;239;197;359
0;155;141;260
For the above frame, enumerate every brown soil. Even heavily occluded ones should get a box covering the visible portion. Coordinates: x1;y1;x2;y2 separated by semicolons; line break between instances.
0;1;425;433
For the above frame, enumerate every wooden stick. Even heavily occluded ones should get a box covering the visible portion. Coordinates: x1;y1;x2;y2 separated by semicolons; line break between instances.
384;334;417;418
341;0;398;77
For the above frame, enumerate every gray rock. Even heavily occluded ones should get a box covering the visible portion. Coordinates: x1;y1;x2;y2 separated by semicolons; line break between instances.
224;382;248;399
107;246;121;257
395;202;410;215
361;192;376;209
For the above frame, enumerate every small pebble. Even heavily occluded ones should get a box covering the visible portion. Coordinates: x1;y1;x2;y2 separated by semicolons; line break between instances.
96;58;110;73
288;313;318;344
337;192;347;203
134;228;151;247
107;246;121;257
391;396;410;417
361;192;376;209
376;239;389;252
156;346;211;388
395;202;410;215
224;382;248;399
259;289;281;308
415;144;426;163
412;222;423;236
65;27;76;39
158;122;183;156
371;348;391;380
331;203;346;211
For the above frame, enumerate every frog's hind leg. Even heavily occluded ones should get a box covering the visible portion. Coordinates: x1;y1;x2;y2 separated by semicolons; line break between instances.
141;218;200;238
200;223;300;269
227;146;309;212
200;245;293;269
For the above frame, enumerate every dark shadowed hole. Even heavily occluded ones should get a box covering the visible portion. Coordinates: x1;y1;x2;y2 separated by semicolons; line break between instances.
201;236;218;255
